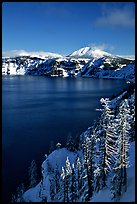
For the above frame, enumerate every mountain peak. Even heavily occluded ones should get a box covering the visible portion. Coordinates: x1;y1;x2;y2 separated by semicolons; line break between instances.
69;46;112;59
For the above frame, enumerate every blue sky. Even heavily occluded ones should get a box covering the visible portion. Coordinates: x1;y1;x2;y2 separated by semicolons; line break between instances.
2;2;135;56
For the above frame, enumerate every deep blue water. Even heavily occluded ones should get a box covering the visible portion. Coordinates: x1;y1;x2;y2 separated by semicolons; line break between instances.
2;75;128;202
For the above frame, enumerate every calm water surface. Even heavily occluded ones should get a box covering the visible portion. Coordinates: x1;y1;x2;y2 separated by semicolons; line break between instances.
2;75;128;202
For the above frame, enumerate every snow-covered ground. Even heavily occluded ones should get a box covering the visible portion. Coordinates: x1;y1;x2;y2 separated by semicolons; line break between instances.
23;148;78;202
23;140;135;202
22;87;135;202
90;141;135;202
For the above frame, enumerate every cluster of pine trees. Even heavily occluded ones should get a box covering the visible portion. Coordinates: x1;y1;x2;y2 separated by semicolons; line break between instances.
12;89;135;202
39;92;134;202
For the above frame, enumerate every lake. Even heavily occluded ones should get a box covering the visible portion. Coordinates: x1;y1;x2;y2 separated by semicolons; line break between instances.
2;75;128;202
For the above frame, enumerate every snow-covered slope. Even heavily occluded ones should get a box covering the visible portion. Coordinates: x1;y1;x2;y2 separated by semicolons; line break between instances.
23;148;78;202
2;47;135;81
90;141;135;202
21;87;135;202
69;47;113;59
81;58;135;82
23;138;135;202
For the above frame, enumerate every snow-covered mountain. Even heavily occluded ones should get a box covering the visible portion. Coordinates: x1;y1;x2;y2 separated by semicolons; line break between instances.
2;47;135;81
80;57;135;82
69;47;113;59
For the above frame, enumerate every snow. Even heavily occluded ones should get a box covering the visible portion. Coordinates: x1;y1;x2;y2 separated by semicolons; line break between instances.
70;47;112;59
117;55;135;60
22;88;135;202
90;141;135;202
23;148;77;202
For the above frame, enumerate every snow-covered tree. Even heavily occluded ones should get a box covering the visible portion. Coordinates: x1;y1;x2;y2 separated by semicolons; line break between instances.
76;156;83;198
56;143;61;149
98;98;115;188
114;99;131;193
28;160;37;188
82;132;95;201
70;163;77;202
109;99;131;201
60;166;66;202
65;157;72;202
94;167;101;193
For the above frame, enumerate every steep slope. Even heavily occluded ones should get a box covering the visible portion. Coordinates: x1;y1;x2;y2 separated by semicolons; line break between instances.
21;87;135;202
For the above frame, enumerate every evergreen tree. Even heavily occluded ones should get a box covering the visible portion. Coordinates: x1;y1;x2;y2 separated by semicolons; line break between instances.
82;135;93;201
110;99;131;200
114;100;131;193
66;132;75;152
39;180;47;202
65;157;72;202
49;176;55;201
98;98;115;188
28;160;38;188
15;183;25;202
54;163;60;194
49;140;55;154
76;156;83;199
70;163;77;202
60;166;66;202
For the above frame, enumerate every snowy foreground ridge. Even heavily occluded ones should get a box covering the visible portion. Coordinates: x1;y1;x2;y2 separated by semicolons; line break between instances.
21;85;135;202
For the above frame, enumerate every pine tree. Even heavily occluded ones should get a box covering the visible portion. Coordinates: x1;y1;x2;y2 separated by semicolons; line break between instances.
98;98;115;188
39;180;47;202
66;132;75;152
65;157;72;202
76;157;83;199
60;166;66;202
49;140;55;154
54;163;60;194
49;176;55;201
82;136;93;201
114;100;131;193
70;163;77;202
15;183;25;202
110;99;131;200
88;131;96;197
28;160;38;188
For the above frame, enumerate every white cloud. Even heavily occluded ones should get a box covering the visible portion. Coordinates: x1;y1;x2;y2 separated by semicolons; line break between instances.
2;50;62;58
88;43;115;52
95;4;135;28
